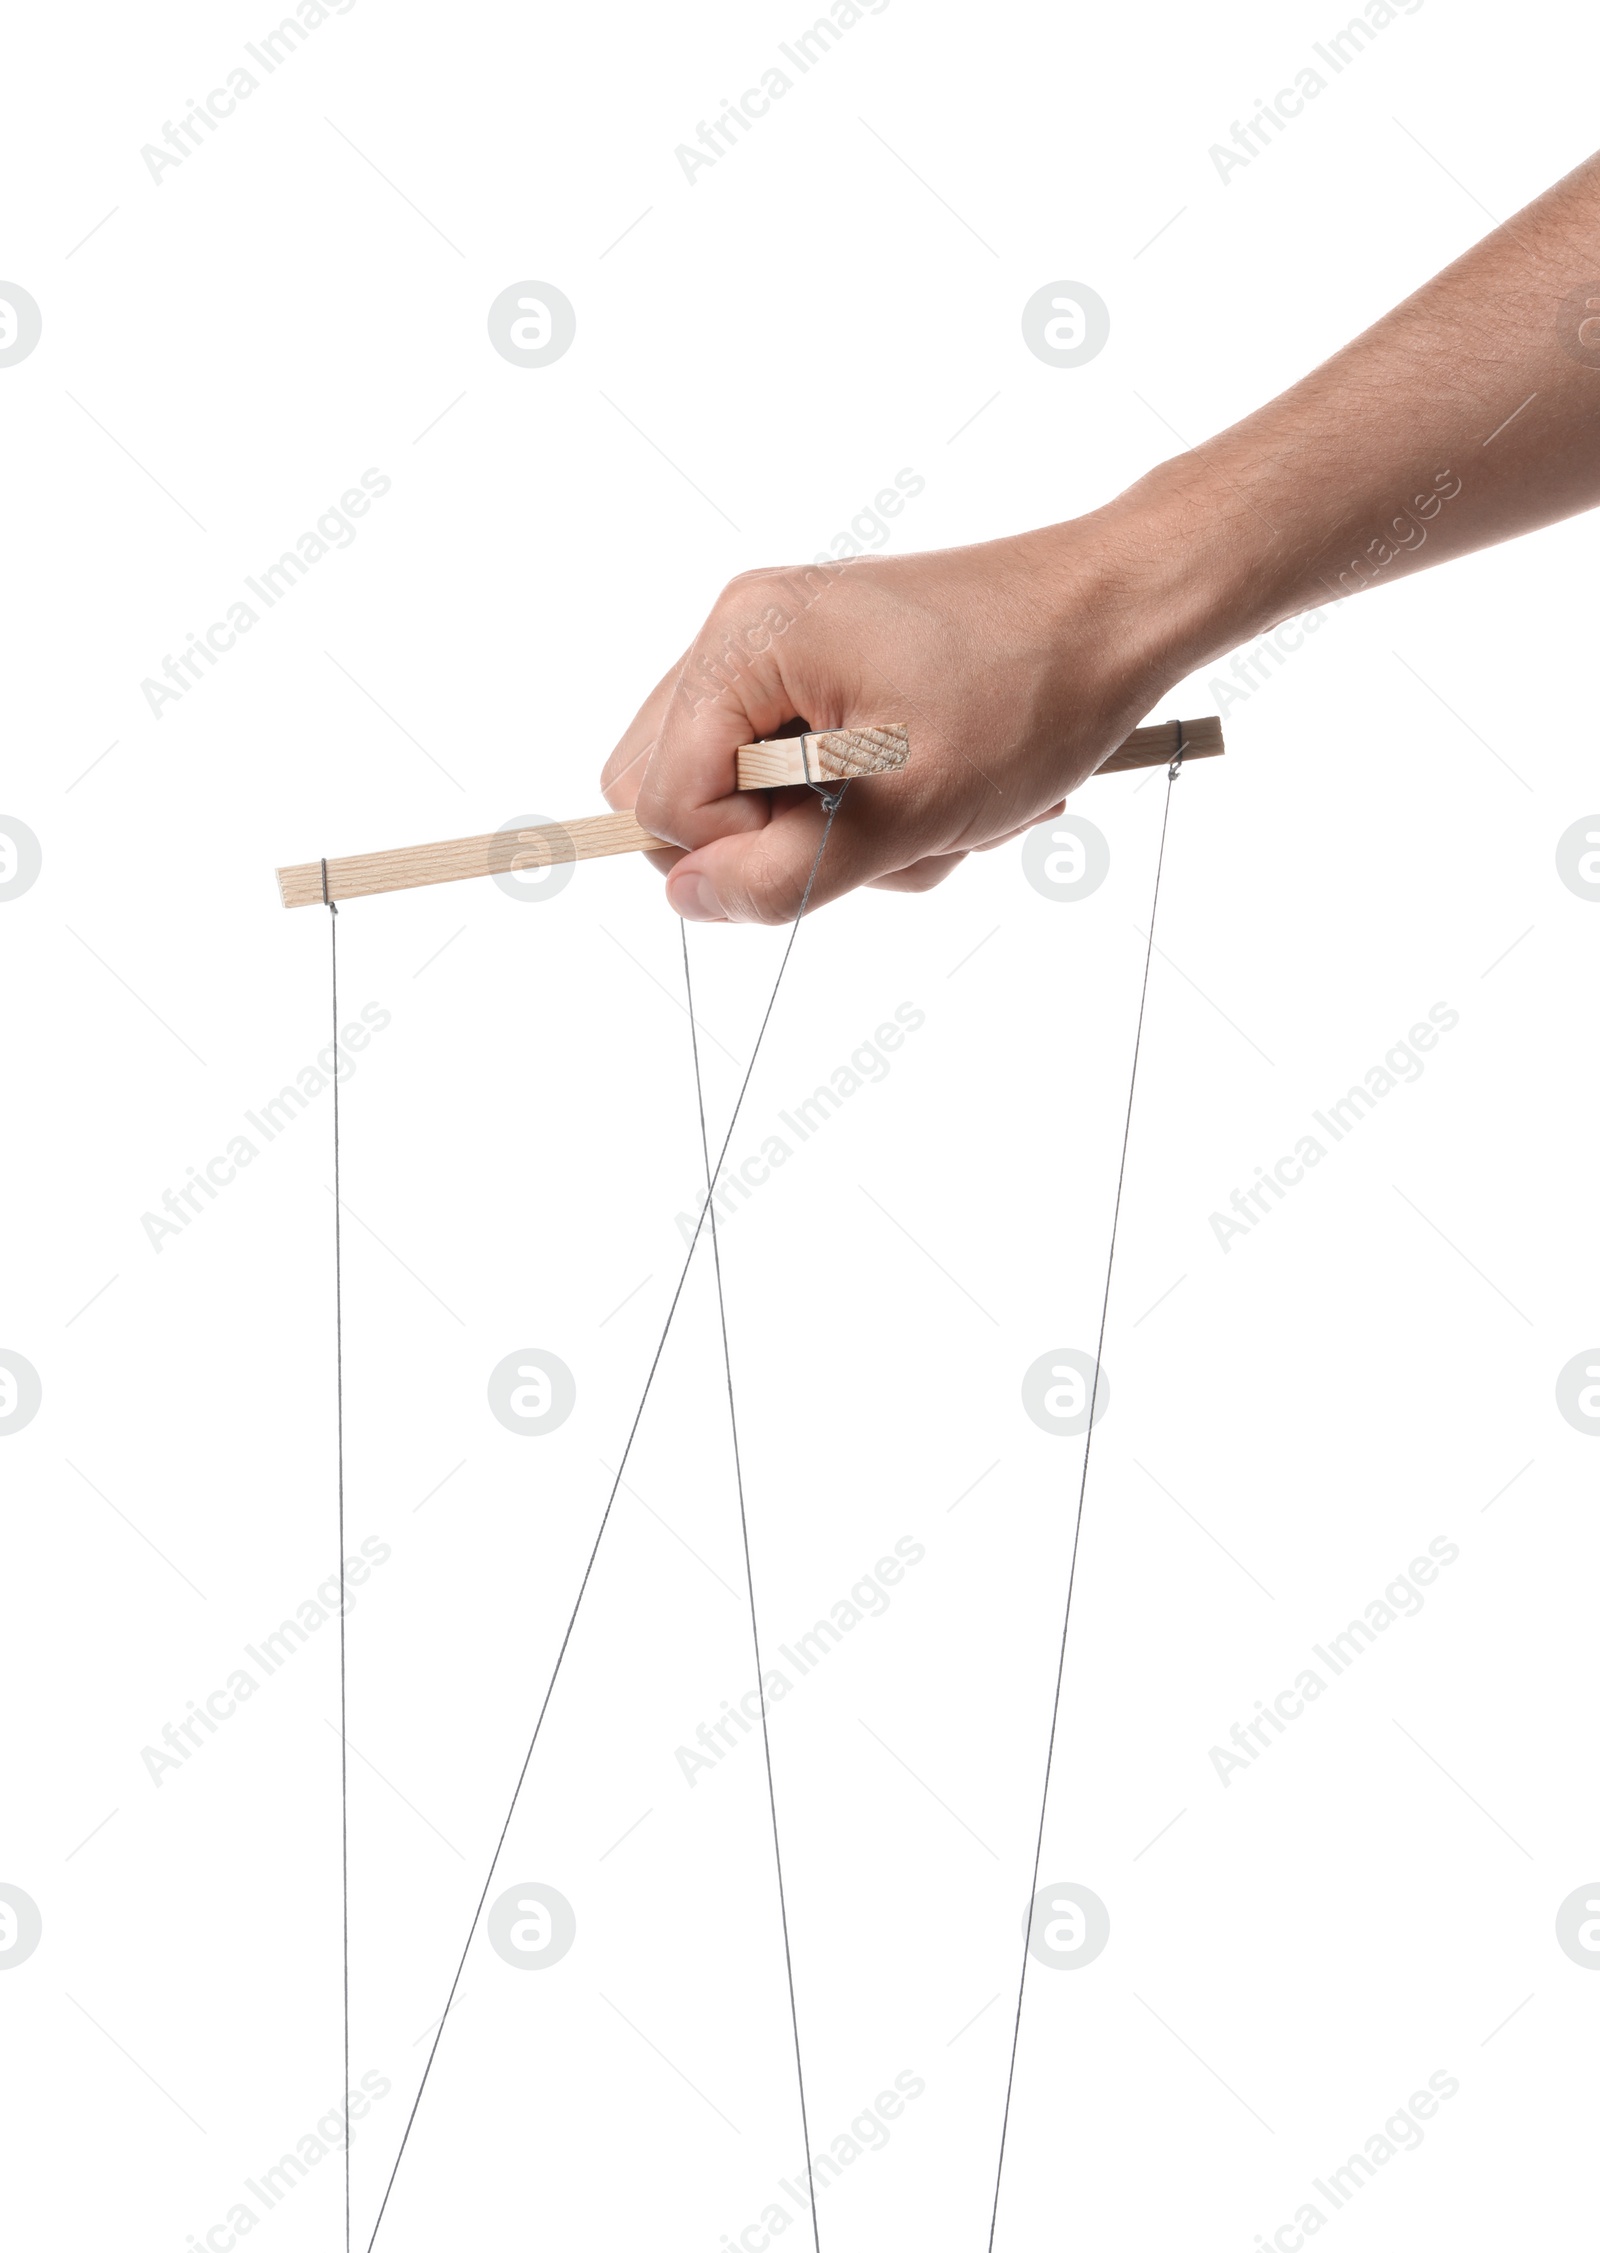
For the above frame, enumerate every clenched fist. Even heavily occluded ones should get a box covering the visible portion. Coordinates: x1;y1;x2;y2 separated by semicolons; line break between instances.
600;512;1198;923
601;150;1600;923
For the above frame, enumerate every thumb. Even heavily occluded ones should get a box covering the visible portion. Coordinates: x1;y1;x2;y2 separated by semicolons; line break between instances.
636;565;872;852
666;790;879;925
635;659;790;859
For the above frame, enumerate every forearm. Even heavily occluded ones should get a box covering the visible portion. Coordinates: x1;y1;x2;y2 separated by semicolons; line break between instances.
1101;150;1600;683
606;151;1600;920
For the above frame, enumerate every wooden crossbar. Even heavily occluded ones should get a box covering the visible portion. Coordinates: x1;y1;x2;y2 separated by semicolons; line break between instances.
275;715;1221;908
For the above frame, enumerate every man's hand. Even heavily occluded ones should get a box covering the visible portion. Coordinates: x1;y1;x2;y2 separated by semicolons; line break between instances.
604;149;1600;924
600;522;1188;924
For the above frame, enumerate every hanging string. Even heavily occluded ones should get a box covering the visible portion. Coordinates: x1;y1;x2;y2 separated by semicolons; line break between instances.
363;791;847;2253
681;921;822;2253
985;736;1185;2251
325;861;352;2253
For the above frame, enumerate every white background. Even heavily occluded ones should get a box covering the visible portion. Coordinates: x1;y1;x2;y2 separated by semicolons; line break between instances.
3;1;1598;2247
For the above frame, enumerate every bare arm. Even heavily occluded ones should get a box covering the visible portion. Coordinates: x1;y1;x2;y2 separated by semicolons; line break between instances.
1146;150;1600;662
603;153;1600;923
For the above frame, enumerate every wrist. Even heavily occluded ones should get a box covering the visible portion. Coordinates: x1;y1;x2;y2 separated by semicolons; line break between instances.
1017;456;1290;756
1092;450;1299;685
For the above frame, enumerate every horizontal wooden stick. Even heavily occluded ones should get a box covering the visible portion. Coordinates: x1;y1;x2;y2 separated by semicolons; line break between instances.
1100;714;1222;773
276;715;1220;908
275;810;663;908
735;723;909;788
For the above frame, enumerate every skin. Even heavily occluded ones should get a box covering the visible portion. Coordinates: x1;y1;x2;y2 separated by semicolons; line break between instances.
601;152;1600;923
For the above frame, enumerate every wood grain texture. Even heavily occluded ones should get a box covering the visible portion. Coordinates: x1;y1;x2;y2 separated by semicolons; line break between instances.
735;724;910;789
1099;715;1223;772
275;715;1222;906
277;810;665;907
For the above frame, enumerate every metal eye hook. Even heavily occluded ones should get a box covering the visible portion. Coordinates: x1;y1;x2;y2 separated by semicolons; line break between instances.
796;729;850;815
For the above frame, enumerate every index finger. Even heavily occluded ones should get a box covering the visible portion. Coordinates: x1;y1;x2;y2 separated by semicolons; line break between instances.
601;654;686;812
635;568;861;851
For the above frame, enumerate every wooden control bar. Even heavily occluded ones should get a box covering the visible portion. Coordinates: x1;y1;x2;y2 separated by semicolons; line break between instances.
275;716;1220;908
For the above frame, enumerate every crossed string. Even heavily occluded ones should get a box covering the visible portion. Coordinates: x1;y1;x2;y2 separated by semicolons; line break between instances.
681;916;821;2253
325;734;1186;2253
345;794;847;2253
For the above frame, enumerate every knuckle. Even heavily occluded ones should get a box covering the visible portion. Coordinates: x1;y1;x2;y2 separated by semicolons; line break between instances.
716;568;773;608
634;777;676;841
600;741;645;799
744;839;807;924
